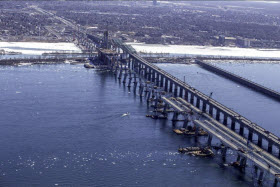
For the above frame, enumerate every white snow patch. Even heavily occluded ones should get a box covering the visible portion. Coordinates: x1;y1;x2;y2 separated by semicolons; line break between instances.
0;42;81;55
127;43;280;60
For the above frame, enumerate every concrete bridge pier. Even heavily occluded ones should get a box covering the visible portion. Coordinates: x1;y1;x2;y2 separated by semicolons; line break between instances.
179;87;183;97
164;79;168;92
133;73;138;88
274;178;278;187
239;125;244;136
196;98;200;109
268;141;273;153
151;71;155;83
147;89;151;103
144;66;148;79
169;82;173;93
223;115;228;126
209;105;213;116
174;85;178;97
190;94;194;105
221;146;228;161
254;165;258;180
240;157;247;169
207;135;213;146
155;73;160;87
257;136;263;147
147;69;151;81
123;71;127;84
231;119;236;130
183;115;189;128
172;112;179;122
202;102;207;112
248;130;253;141
216;110;221;121
160;75;164;88
184;90;189;101
127;71;132;87
257;170;264;185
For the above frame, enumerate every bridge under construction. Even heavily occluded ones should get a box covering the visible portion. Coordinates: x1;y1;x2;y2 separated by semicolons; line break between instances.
82;35;280;186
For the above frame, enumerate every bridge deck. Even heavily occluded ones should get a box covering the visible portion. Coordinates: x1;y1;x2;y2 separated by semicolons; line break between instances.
196;60;280;101
162;95;280;180
123;46;280;148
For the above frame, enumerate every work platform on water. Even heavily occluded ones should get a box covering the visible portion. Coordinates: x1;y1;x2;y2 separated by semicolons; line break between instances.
196;60;280;102
81;32;280;185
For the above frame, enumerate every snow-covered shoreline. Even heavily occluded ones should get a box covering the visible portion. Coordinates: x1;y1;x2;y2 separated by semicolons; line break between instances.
0;42;82;55
127;43;280;60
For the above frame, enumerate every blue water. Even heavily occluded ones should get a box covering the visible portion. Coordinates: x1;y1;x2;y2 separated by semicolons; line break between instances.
0;64;256;186
212;62;280;92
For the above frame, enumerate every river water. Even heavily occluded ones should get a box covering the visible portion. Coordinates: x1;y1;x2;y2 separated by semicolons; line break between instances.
0;63;278;186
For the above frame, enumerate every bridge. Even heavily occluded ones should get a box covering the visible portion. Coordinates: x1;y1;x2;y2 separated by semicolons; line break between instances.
93;37;280;186
196;60;280;101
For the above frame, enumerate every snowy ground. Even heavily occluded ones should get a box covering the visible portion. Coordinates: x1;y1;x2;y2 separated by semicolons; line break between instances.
127;43;280;60
0;42;81;55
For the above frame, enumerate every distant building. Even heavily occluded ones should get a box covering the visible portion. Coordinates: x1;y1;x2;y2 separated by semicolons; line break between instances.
153;0;157;6
218;35;225;45
237;37;251;48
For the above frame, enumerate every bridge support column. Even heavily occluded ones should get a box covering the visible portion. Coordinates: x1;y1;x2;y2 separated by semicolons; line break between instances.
127;72;132;87
144;66;148;79
160;75;164;88
257;136;263;147
174;85;178;97
202;102;206;112
133;73;138;88
179;87;183;97
184;90;188;101
221;146;227;160
223;114;228;126
196;98;200;109
172;112;179;121
139;83;144;97
152;71;155;83
118;68;122;80
209;105;213;116
155;73;159;86
231;119;236;130
216;110;220;121
274;178;278;187
248;130;253;141
207;135;212;146
183;116;189;128
147;69;151;81
268;141;273;153
240;157;247;168
169;82;173;93
254;165;258;179
123;71;127;84
236;154;241;162
190;94;194;105
239;125;244;136
165;79;168;92
258;171;264;185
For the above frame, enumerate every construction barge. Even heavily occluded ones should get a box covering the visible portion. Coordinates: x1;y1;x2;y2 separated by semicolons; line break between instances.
178;146;214;157
173;128;208;136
